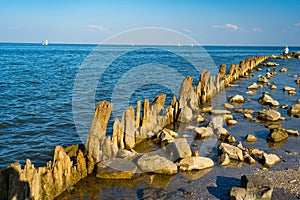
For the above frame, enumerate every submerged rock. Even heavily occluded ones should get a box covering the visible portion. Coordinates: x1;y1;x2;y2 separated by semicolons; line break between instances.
96;158;137;179
283;86;296;92
179;157;214;171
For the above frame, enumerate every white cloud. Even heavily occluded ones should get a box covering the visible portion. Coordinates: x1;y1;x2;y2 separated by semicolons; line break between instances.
253;27;263;32
212;23;239;31
294;22;300;27
88;24;110;33
183;28;191;33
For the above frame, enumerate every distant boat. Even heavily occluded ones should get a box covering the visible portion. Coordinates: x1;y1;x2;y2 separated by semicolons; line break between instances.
178;43;181;47
42;40;49;46
190;43;194;47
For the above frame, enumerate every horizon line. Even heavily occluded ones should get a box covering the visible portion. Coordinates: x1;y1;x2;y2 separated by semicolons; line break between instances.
0;41;299;47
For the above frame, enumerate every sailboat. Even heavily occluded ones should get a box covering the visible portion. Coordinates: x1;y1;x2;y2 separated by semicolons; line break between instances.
42;40;49;46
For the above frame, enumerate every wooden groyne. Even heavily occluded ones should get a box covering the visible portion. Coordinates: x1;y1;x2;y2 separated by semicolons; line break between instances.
1;53;299;200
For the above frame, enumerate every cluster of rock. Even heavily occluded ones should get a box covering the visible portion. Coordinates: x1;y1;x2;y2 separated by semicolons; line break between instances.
217;142;280;168
3;54;297;199
0;145;94;200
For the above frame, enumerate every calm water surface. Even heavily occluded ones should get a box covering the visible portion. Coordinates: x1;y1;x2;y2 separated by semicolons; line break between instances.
1;43;300;199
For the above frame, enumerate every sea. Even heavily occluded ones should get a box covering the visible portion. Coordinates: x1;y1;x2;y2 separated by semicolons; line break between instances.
1;43;300;199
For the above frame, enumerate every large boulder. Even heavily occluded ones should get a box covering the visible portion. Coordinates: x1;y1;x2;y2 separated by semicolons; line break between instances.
257;109;281;121
137;153;178;175
258;94;279;107
179;157;214;171
96;158;137;179
165;138;192;160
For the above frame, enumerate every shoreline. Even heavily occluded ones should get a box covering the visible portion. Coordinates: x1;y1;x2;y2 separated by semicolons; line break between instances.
1;52;300;200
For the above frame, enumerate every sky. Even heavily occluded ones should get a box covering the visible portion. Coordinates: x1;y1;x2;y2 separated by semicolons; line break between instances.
1;0;300;46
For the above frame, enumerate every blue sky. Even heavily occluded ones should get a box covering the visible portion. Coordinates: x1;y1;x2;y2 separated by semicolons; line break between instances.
1;0;300;45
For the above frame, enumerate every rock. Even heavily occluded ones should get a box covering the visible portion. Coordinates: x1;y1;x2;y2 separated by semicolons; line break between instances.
257;67;263;71
226;135;236;143
165;138;192;160
244;154;256;164
257;75;268;83
159;131;174;144
266;72;272;79
179;76;198;110
288;90;296;95
246;90;255;95
280;67;288;72
218;152;231;166
96;158;137;179
215;127;229;137
180;106;193;122
283;86;296;91
234;109;254;114
251;148;264;157
219;143;244;161
259;153;280;168
258;93;279;107
137;153;178;175
263;62;279;66
227;119;238;126
229;95;245;103
160;128;178;138
270;85;277;90
286;129;299;136
267;128;288;142
244;113;253;120
199;106;212;113
211;109;231;115
230;186;273;200
194;127;214;139
257;109;281;121
191;150;199;157
179;157;214;171
245;134;257;143
196;114;205;123
288;104;300;115
224;103;235;109
117;149;138;161
247;82;259;89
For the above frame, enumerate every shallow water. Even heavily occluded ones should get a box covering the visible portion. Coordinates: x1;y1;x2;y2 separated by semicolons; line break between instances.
60;58;300;199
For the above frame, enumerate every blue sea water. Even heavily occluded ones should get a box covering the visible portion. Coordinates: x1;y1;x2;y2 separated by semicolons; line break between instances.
0;43;299;169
